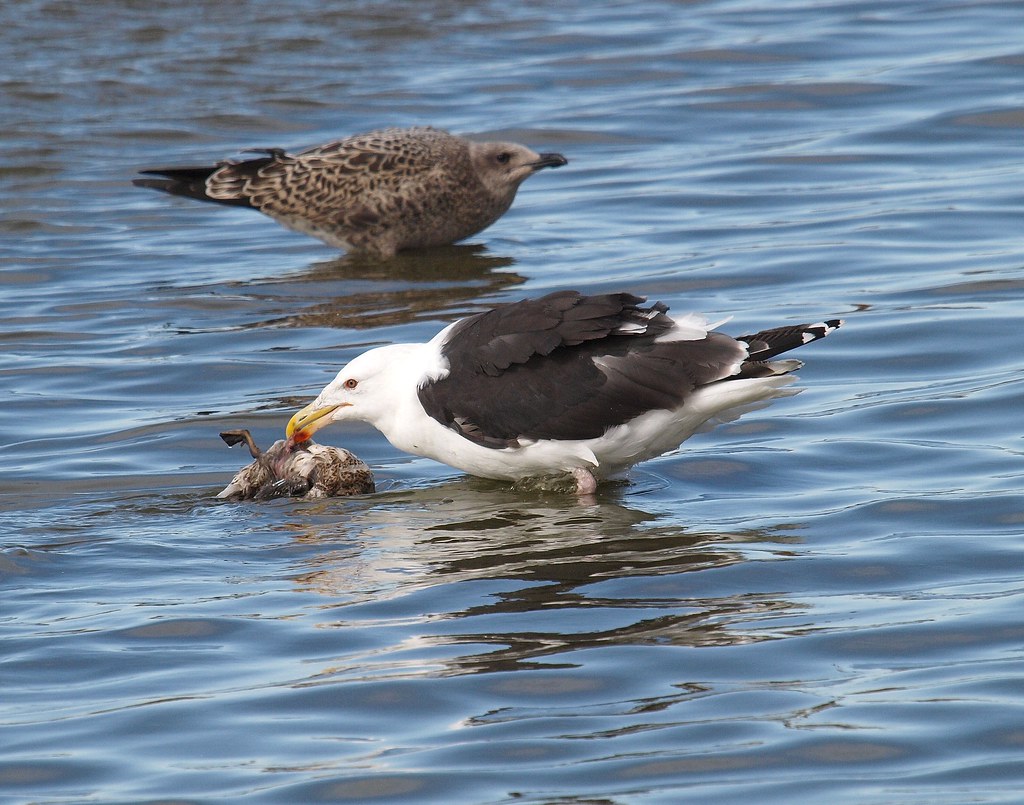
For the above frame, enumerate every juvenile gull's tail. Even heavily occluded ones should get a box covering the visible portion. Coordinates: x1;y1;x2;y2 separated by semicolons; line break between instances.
132;150;285;208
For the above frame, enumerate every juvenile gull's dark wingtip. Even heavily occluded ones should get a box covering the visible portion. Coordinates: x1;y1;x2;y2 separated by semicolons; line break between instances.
132;164;255;207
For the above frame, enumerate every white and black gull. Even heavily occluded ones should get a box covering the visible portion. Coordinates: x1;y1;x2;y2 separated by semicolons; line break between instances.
134;126;567;258
286;291;842;494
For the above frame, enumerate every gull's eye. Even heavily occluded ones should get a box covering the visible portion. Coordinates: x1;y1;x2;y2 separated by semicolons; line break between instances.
496;152;511;165
344;378;358;390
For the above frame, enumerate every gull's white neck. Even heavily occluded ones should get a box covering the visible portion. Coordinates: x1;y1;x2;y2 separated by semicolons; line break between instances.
358;342;448;438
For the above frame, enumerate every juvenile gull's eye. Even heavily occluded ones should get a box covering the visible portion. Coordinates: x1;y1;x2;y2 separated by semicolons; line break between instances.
496;152;511;165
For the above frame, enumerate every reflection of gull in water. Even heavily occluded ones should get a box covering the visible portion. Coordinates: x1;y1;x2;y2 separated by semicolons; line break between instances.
277;482;799;677
253;246;525;331
169;244;525;334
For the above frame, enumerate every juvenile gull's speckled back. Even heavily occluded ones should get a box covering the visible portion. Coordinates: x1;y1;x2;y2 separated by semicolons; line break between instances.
134;126;567;257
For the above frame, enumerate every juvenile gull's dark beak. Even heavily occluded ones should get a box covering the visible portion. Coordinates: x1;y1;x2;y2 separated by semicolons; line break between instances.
530;153;568;170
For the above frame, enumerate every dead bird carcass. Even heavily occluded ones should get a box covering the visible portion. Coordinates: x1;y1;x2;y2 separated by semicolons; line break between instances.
217;429;374;501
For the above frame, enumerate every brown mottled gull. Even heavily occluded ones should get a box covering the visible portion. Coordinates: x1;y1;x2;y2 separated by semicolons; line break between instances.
217;429;374;501
134;126;567;257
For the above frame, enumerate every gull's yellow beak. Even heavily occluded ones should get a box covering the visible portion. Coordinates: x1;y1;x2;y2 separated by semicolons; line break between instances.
285;402;345;442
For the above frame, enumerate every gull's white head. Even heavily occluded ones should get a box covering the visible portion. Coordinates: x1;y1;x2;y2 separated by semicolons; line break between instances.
286;344;431;441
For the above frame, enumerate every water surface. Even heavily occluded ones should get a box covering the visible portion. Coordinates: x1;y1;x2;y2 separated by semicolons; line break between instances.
3;1;1024;802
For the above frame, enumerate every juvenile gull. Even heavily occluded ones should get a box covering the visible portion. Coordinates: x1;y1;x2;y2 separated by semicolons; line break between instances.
134;126;567;257
285;290;842;494
217;429;374;501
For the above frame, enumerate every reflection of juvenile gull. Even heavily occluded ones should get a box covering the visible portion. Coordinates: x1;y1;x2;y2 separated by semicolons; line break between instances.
134;126;567;257
285;290;842;494
217;429;373;501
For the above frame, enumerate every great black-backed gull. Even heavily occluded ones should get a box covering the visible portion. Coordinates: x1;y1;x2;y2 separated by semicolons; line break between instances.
285;291;842;494
134;126;567;257
217;429;374;501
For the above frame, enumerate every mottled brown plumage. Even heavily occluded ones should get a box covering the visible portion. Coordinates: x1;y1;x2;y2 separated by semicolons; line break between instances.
135;126;567;257
217;429;373;501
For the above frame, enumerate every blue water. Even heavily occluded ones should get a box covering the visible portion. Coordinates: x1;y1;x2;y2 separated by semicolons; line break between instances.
3;1;1024;802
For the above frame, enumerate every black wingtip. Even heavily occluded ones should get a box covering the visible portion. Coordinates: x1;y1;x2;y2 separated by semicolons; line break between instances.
133;164;258;208
739;318;843;362
133;165;217;202
132;176;179;192
135;165;218;182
